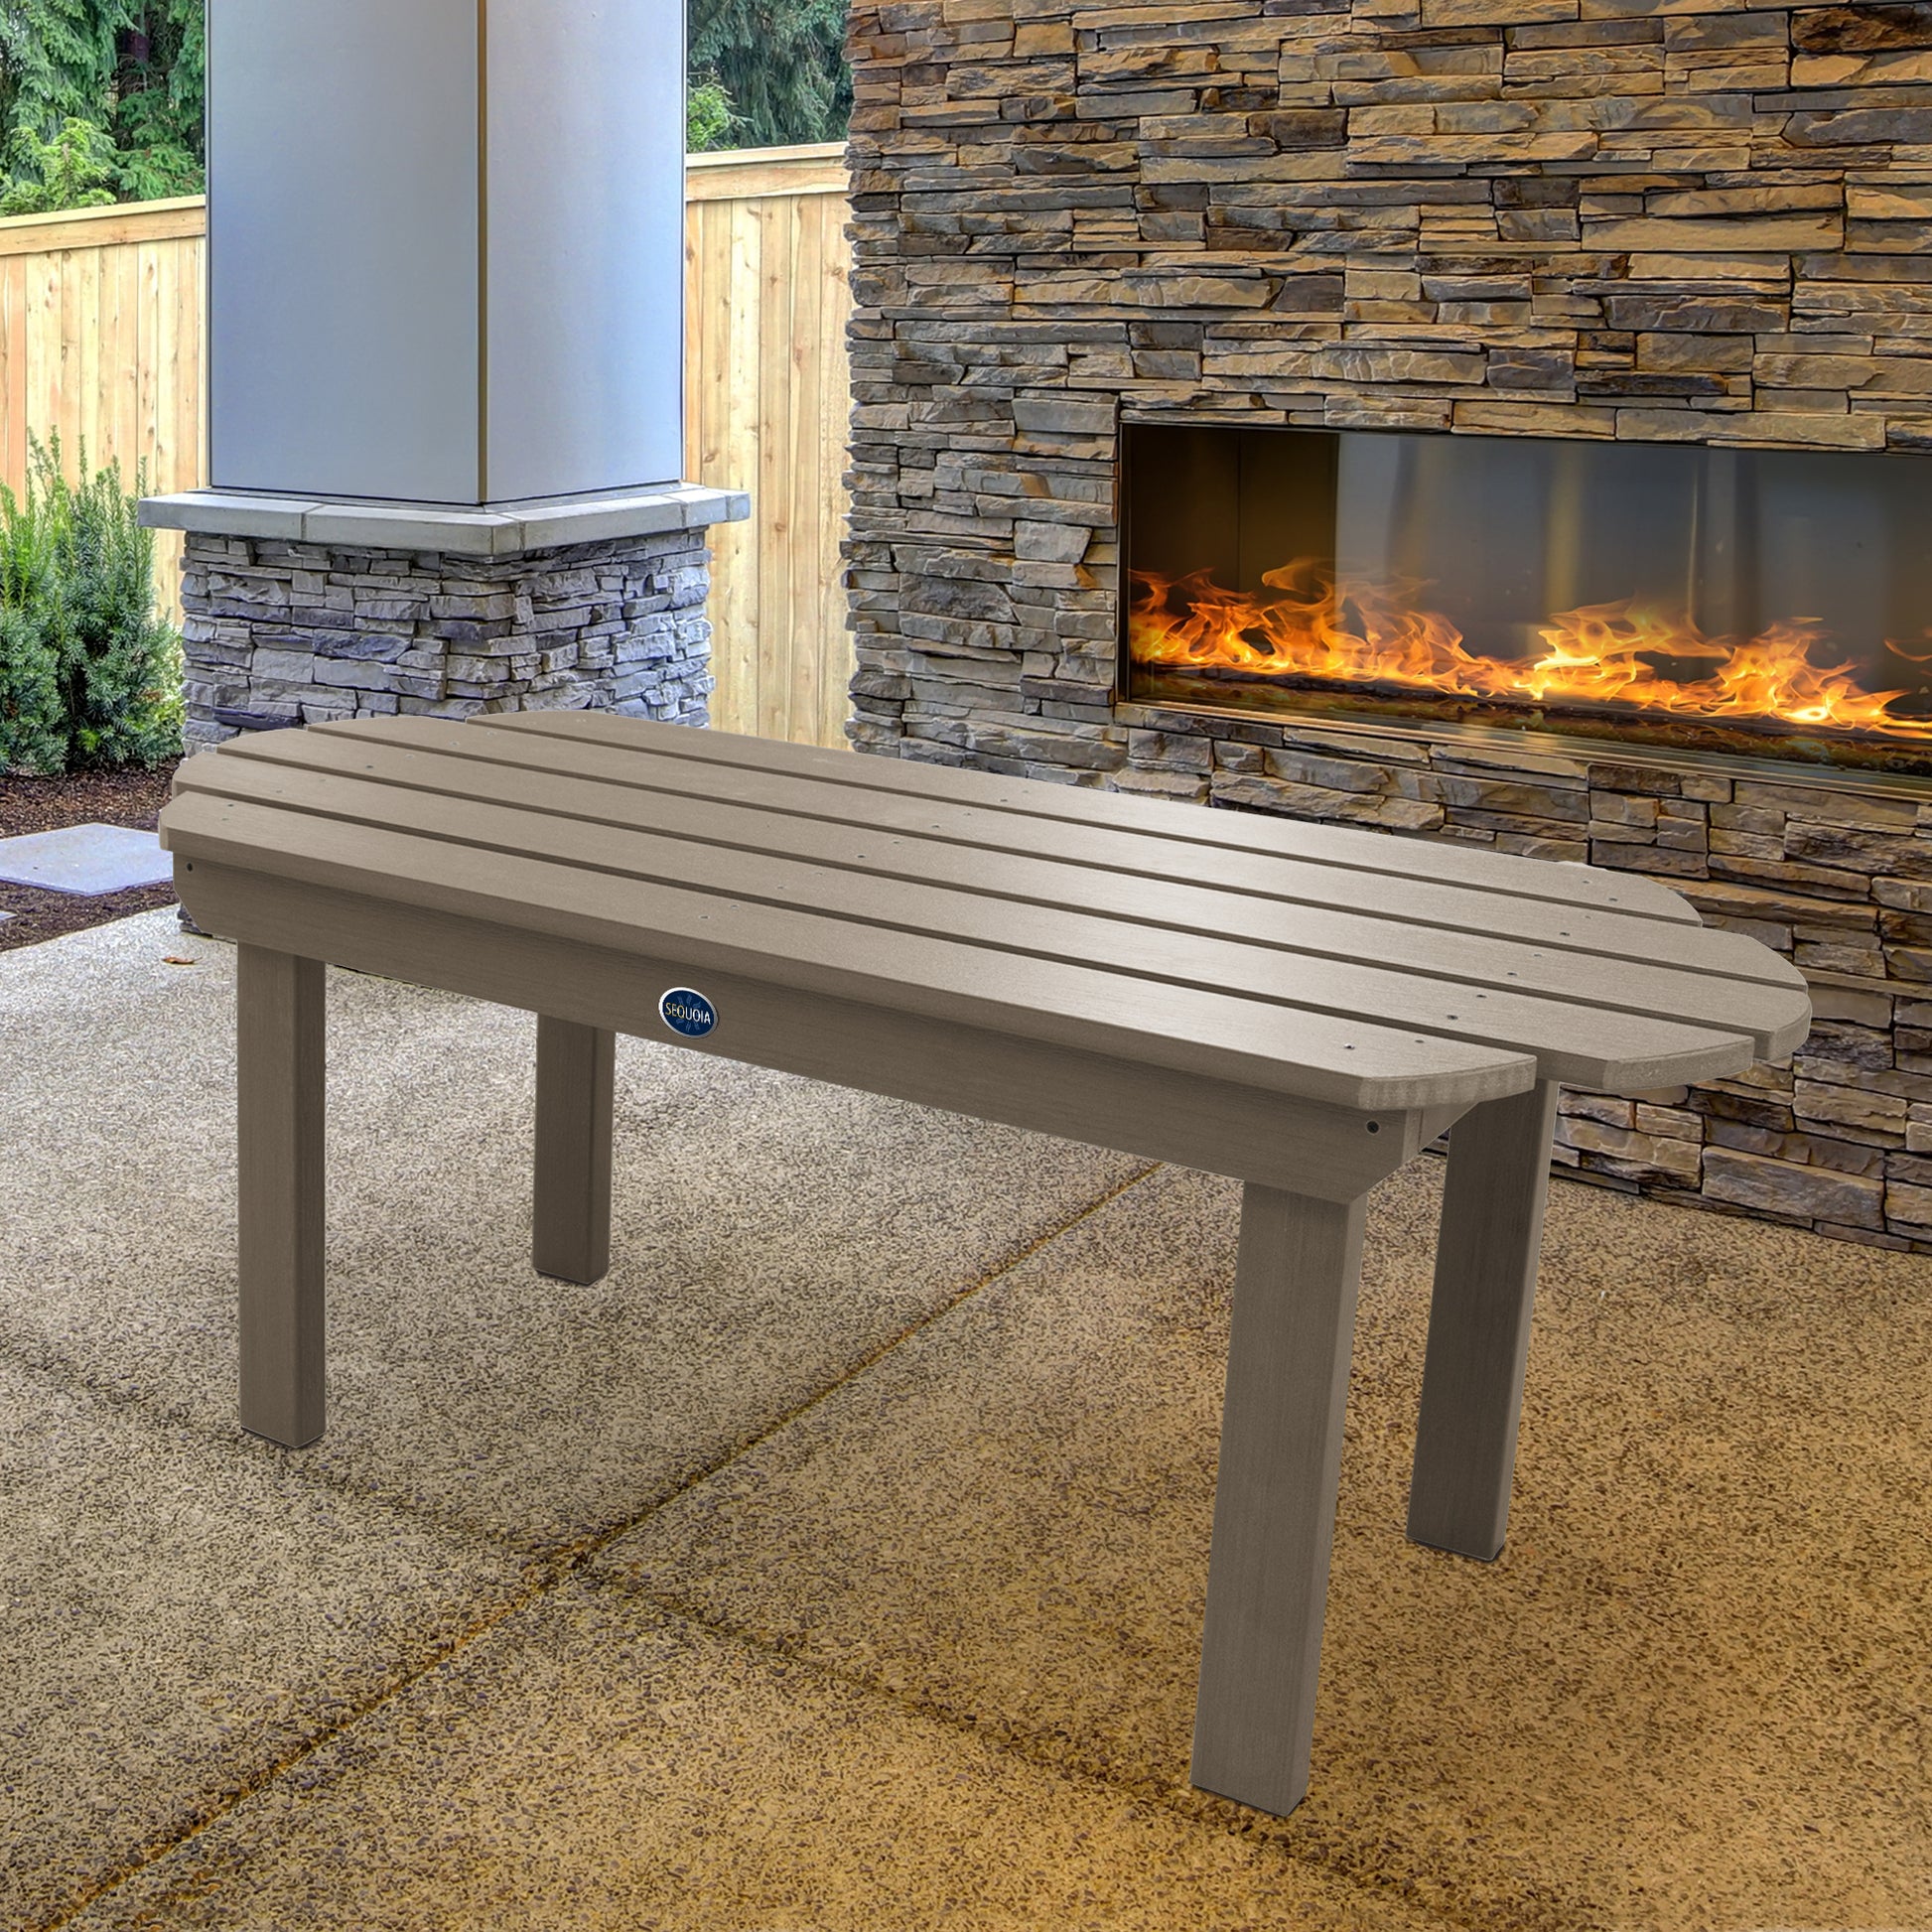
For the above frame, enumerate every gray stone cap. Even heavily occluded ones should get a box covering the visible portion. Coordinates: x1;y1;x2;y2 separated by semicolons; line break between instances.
138;482;752;557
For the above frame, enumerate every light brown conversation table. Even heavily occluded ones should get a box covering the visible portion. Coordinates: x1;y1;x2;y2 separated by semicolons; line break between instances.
158;711;1809;1818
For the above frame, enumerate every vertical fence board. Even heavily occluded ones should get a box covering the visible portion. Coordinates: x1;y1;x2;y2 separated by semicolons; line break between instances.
0;151;856;746
685;146;855;749
0;256;24;483
112;240;140;473
755;194;792;743
184;236;207;482
71;246;101;467
24;252;59;463
694;193;759;737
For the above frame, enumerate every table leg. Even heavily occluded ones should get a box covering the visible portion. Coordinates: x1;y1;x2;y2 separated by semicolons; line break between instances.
1192;1184;1367;1818
1406;1079;1560;1562
236;944;327;1449
533;1017;615;1285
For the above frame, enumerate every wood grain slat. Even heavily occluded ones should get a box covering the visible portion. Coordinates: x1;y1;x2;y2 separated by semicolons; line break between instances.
685;143;848;203
477;710;1701;922
110;237;139;471
207;727;1807;1045
171;753;1775;1086
292;719;1788;982
0;195;205;259
814;188;855;752
0;254;23;481
24;248;57;447
176;858;1463;1202
159;789;1535;1114
787;191;826;746
755;194;791;743
71;244;100;469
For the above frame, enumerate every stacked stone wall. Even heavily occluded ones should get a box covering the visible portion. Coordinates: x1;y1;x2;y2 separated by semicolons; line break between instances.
846;0;1932;780
179;531;714;751
844;0;1932;1240
1127;708;1932;1247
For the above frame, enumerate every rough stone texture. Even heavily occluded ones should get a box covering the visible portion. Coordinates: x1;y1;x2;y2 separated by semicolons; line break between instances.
842;0;1932;1242
179;529;715;752
1134;716;1932;1248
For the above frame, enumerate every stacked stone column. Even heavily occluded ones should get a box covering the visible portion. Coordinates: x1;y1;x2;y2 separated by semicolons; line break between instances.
177;530;716;749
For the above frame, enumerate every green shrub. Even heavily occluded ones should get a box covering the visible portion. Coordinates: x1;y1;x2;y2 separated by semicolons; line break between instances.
0;115;117;216
0;603;66;773
688;75;736;154
0;434;183;774
0;458;67;775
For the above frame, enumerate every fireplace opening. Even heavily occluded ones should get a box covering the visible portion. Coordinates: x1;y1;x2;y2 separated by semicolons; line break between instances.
1120;421;1932;777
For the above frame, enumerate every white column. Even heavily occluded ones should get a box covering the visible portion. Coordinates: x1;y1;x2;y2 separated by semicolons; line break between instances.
207;0;685;506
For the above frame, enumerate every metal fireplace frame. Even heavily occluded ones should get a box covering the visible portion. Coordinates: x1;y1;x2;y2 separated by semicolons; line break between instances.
1114;413;1932;795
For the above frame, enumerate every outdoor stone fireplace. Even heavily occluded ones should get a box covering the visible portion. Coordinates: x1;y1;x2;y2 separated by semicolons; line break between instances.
842;0;1932;1247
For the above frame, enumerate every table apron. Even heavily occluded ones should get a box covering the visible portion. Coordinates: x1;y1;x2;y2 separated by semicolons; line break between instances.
180;861;1463;1201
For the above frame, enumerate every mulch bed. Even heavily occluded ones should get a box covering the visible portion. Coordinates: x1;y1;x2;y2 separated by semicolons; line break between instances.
0;760;182;953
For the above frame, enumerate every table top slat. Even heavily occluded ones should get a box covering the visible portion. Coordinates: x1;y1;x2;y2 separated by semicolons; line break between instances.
470;710;1699;924
290;718;1779;985
171;752;1788;1087
208;728;1806;1049
160;788;1538;1114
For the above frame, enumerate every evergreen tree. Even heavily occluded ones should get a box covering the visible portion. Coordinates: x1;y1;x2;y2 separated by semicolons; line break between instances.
0;113;115;214
0;0;848;211
690;0;851;150
0;0;116;141
106;0;204;199
0;0;204;210
687;73;736;153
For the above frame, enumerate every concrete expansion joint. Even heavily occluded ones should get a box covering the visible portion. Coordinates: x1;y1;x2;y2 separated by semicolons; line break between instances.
545;1159;1169;1577
30;1567;553;1932
20;1160;1167;1932
608;1576;1428;1932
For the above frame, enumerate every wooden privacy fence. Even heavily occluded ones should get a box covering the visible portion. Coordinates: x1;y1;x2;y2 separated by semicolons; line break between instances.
0;194;206;619
685;145;854;748
0;143;856;751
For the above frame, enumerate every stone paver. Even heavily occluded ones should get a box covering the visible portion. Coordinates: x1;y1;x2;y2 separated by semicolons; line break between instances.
0;823;172;895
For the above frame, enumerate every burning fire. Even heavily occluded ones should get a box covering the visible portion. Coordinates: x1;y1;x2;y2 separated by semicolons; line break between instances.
1128;563;1932;741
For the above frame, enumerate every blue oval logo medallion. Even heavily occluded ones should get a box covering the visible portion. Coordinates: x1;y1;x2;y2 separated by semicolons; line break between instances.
659;987;718;1038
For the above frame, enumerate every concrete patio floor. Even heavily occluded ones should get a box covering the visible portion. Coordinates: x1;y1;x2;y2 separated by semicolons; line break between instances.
2;908;1928;1932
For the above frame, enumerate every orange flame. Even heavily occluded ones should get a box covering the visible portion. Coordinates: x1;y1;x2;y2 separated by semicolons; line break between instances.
1128;563;1932;742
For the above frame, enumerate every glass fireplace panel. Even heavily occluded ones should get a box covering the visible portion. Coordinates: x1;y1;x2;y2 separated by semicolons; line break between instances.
1122;421;1932;775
